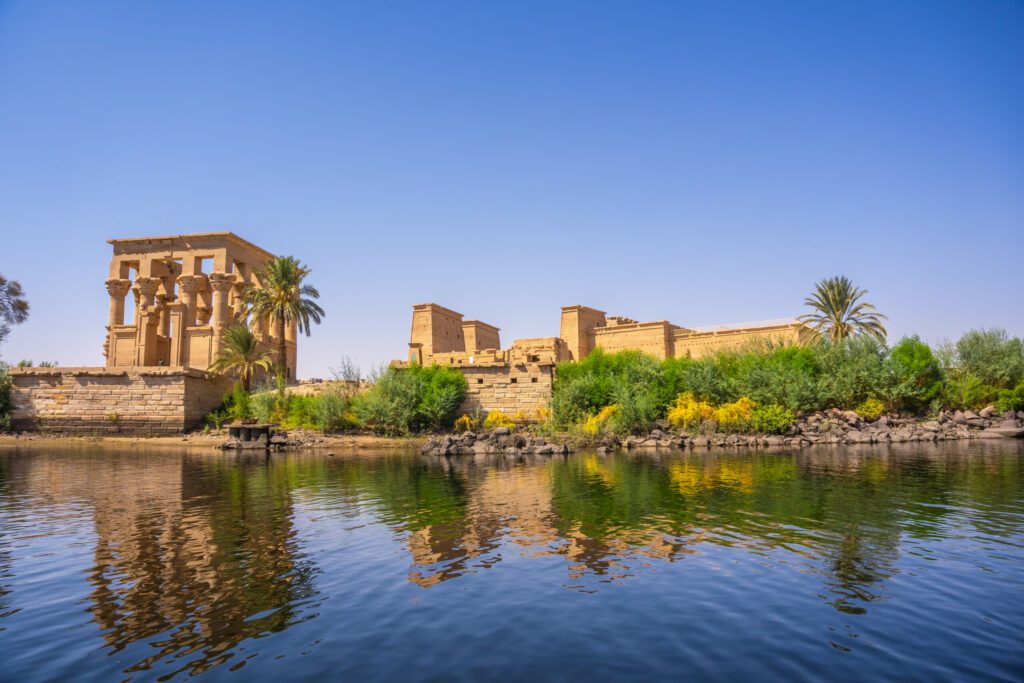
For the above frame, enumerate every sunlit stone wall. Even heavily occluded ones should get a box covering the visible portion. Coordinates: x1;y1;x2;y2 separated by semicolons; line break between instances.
8;367;234;434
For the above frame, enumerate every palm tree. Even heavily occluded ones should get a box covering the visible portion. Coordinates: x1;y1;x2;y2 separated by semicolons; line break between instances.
0;274;30;346
242;256;324;381
209;324;275;392
798;275;887;343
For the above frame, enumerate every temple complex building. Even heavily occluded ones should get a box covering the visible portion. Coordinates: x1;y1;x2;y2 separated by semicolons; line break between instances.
103;232;296;380
396;302;807;417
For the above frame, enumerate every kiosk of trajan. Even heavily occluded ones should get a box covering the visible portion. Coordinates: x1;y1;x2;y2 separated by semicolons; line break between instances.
396;303;806;416
10;232;292;434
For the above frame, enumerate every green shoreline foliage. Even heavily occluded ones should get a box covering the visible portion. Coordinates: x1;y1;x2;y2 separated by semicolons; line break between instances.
0;363;12;431
208;364;468;436
551;329;1024;436
200;328;1022;438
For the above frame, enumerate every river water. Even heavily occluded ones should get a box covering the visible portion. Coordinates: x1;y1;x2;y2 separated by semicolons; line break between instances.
0;442;1021;682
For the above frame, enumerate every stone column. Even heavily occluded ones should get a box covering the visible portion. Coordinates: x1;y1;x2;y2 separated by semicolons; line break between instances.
156;294;171;336
136;277;161;308
208;273;235;328
231;282;246;321
177;275;200;328
105;279;132;327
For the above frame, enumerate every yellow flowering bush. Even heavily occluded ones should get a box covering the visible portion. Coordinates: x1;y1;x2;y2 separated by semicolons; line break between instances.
667;392;715;431
483;410;515;430
582;404;620;436
453;414;476;432
713;397;756;432
855;397;886;421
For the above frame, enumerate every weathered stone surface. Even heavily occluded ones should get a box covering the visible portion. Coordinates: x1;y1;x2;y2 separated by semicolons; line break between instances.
9;366;233;435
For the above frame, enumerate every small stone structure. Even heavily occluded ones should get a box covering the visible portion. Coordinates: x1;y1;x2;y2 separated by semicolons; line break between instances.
397;302;807;418
104;232;296;381
8;366;234;434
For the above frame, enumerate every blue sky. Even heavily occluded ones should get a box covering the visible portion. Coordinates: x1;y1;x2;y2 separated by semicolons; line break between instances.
1;1;1022;377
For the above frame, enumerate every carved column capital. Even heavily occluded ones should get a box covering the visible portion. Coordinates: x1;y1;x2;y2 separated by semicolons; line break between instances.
105;278;132;297
208;272;236;292
135;277;161;297
177;275;201;294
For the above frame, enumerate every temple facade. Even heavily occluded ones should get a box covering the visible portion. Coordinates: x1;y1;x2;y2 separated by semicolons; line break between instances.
103;232;296;380
397;302;807;417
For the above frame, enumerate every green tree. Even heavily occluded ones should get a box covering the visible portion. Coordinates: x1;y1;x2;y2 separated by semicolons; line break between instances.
888;335;943;413
243;256;325;381
0;274;30;348
953;328;1024;389
798;275;887;343
209;324;275;392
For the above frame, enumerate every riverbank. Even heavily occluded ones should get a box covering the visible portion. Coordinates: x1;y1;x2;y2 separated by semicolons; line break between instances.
0;429;427;451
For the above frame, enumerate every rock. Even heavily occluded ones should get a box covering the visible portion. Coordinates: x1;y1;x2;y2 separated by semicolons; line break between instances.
921;421;941;432
595;446;612;454
493;427;511;436
979;406;995;418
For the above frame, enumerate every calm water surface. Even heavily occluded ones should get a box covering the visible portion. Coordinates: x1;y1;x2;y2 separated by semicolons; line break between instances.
0;442;1022;682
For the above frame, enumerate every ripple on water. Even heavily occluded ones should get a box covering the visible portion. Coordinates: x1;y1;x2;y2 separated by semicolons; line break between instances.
0;442;1022;682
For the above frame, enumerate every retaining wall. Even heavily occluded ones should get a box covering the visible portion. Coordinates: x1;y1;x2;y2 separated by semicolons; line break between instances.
8;366;234;435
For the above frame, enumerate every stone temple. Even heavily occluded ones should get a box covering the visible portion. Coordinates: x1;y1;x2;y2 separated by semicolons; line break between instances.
104;232;296;380
397;302;806;416
9;232;289;434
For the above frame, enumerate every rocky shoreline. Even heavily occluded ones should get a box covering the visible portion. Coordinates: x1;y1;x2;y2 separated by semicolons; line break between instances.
421;407;1024;457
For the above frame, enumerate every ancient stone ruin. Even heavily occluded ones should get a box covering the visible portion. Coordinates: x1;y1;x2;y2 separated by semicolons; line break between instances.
395;302;807;417
9;232;287;434
103;232;295;380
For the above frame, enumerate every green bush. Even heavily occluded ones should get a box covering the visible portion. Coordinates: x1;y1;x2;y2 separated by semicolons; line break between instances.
815;336;890;409
353;364;467;435
953;329;1024;389
749;403;795;434
0;363;11;431
996;381;1024;413
855;397;886;421
942;375;1001;411
888;335;943;413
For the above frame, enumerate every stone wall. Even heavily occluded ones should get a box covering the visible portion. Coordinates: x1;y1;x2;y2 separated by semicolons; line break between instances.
9;367;234;435
458;364;554;417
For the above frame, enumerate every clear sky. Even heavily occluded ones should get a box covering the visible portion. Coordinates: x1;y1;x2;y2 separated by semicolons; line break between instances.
1;1;1022;377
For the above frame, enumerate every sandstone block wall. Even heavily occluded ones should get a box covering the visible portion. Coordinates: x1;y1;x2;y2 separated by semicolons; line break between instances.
9;367;234;435
458;364;554;417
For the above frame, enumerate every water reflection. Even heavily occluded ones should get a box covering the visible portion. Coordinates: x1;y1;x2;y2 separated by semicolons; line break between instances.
0;441;1021;680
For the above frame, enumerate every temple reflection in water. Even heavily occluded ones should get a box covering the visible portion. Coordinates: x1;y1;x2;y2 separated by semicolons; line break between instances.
2;441;1021;678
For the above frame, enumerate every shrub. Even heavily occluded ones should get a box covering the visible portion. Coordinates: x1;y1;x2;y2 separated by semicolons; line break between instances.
996;381;1024;413
250;390;278;423
667;392;715;431
721;345;819;412
353;365;467;435
312;388;356;431
888;335;943;414
0;363;11;431
750;404;795;434
942;375;1001;411
483;410;514;430
453;414;476;431
582;405;619;436
713;396;756;432
953;329;1024;389
855;397;886;421
815;336;890;409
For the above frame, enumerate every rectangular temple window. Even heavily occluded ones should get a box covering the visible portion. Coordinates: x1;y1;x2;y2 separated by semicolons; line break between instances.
477;379;484;384
510;378;517;384
531;377;538;383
